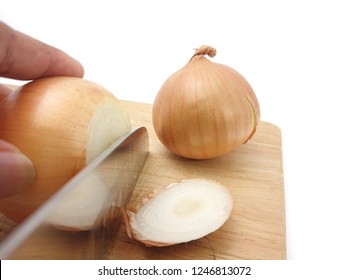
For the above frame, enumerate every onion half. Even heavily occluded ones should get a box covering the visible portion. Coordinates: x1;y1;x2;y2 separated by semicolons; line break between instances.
0;77;131;223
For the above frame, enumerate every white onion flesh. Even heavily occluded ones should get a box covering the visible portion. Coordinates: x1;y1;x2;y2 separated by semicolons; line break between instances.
47;174;109;231
48;99;131;231
45;95;131;231
86;99;131;163
127;179;233;246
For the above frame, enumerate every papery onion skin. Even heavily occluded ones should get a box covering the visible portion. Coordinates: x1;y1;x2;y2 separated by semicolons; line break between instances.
152;46;260;159
0;77;131;223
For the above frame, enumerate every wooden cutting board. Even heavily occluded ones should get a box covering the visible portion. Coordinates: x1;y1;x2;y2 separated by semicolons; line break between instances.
0;100;286;260
107;100;286;260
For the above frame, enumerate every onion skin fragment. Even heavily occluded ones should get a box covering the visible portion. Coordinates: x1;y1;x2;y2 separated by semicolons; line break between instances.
0;77;131;223
123;179;234;247
152;45;260;159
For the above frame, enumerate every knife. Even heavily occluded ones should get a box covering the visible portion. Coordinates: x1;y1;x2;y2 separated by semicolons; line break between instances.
0;126;149;259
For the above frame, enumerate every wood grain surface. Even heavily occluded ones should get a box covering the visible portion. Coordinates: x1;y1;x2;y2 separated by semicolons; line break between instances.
0;100;286;260
107;100;286;260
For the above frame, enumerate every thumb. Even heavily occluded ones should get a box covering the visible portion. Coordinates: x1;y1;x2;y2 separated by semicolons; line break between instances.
0;140;36;197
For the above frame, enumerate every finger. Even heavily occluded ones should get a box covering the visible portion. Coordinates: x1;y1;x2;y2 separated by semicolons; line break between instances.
0;21;84;80
0;84;13;101
0;140;35;198
0;139;21;152
0;152;36;197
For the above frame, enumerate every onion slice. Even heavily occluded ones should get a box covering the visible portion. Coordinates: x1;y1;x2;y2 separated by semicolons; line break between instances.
124;179;234;247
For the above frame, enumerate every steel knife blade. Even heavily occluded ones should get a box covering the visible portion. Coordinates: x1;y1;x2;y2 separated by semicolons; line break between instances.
0;126;148;259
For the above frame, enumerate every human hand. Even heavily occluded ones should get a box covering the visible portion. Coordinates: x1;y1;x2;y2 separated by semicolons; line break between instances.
0;21;84;197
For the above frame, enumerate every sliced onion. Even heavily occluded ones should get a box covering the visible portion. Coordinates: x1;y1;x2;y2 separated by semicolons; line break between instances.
124;179;234;246
0;77;131;224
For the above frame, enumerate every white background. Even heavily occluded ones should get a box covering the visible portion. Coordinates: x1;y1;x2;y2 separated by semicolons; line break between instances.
1;0;347;262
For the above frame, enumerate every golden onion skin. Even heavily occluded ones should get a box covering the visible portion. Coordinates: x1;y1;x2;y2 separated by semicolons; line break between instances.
0;77;131;222
152;47;260;159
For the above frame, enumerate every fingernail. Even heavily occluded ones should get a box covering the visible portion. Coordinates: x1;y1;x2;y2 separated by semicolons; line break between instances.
0;152;36;197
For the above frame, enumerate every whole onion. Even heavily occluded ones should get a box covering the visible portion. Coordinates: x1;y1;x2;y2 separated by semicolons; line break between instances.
152;45;260;159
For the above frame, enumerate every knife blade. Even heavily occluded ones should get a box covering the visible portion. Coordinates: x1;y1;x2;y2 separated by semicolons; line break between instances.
0;126;149;259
